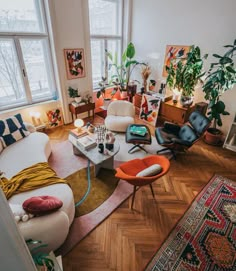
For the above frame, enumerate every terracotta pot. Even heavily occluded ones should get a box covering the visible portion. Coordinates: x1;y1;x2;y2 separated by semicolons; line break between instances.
120;91;128;98
204;128;223;145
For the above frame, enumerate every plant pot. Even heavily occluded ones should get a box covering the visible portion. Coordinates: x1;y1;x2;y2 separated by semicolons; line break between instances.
203;128;223;145
180;95;193;107
74;96;81;103
120;91;128;99
103;98;111;109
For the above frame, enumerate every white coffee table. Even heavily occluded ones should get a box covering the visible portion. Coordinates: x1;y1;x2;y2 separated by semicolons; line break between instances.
68;134;120;176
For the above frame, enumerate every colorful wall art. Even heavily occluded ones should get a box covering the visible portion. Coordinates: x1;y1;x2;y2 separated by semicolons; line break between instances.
46;108;64;128
139;94;161;126
64;48;86;79
162;45;190;77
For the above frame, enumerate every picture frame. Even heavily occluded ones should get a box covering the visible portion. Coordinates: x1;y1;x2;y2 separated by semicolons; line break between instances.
139;94;161;126
162;45;191;77
46;108;64;128
64;48;86;80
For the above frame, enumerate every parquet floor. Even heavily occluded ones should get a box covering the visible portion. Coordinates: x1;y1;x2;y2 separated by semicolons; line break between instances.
47;116;236;271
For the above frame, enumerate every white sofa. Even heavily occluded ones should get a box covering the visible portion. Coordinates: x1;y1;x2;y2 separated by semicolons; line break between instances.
105;100;135;132
0;124;75;252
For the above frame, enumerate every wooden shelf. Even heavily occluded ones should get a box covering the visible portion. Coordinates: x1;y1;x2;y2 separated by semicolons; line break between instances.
69;103;95;121
134;93;195;125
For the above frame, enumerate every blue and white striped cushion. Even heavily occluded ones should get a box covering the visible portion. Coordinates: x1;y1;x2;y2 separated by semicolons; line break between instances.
0;114;30;148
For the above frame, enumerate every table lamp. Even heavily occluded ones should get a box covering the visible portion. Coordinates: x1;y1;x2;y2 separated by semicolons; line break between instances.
74;118;84;132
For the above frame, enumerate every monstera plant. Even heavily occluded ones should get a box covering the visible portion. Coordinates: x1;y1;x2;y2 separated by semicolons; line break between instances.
202;39;236;145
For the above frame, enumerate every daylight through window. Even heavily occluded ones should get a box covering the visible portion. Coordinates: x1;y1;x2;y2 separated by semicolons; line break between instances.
0;0;56;111
88;0;123;88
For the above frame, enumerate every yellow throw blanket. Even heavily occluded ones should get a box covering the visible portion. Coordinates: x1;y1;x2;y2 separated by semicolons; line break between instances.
0;162;67;200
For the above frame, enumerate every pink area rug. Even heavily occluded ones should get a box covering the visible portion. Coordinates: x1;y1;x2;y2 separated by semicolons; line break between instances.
48;140;133;256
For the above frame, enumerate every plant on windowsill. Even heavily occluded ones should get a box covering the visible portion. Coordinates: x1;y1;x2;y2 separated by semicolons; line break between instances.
106;42;146;98
202;39;236;145
68;87;81;103
96;76;116;109
166;45;208;107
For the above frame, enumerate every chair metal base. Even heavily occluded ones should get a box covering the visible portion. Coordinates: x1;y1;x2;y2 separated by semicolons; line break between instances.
128;144;148;154
131;184;155;209
157;147;176;160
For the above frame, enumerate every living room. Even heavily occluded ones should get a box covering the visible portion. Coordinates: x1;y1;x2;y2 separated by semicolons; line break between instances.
0;0;236;270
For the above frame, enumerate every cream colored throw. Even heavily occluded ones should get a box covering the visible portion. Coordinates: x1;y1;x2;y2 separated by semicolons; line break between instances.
0;162;67;199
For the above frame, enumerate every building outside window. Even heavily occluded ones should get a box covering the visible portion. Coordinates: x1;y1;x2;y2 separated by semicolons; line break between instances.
0;0;57;111
88;0;123;88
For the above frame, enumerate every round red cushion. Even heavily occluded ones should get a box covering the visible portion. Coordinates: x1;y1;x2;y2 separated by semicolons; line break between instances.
23;196;63;215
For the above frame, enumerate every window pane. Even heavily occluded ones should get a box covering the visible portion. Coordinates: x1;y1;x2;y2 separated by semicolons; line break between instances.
0;39;26;108
20;38;56;101
91;39;105;87
107;39;121;83
0;0;44;33
89;0;121;35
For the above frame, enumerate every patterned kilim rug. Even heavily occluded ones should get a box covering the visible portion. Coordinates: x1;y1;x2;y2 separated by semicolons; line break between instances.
145;175;236;271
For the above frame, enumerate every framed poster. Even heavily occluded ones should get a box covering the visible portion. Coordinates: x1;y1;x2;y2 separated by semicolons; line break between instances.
64;48;86;79
46;108;64;128
162;45;190;77
139;94;161;126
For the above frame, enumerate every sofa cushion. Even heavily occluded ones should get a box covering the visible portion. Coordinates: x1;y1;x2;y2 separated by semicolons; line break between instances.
23;195;63;215
0;114;30;147
136;164;162;177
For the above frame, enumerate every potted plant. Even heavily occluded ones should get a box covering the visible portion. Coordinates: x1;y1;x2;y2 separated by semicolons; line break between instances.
166;45;208;106
96;76;116;108
68;87;81;103
106;42;145;98
202;39;236;145
26;239;56;271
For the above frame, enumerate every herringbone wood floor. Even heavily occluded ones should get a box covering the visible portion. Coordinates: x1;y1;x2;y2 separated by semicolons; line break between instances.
47;116;236;271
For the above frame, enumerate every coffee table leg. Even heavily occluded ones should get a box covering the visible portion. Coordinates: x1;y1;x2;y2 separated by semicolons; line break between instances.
94;156;114;176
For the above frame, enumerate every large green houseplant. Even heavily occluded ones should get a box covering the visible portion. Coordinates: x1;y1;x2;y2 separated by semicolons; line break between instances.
202;39;236;145
106;42;145;95
166;45;207;106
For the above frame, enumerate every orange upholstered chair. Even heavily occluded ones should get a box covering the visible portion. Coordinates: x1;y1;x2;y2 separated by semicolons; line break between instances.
115;155;170;209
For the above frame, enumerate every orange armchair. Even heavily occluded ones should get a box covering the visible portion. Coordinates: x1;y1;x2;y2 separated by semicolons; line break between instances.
115;155;170;209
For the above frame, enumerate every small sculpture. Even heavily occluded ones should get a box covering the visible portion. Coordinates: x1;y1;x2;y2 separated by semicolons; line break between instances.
105;131;115;151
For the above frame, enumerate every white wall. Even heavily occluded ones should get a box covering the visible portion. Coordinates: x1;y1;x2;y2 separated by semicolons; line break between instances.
131;0;236;134
47;0;93;123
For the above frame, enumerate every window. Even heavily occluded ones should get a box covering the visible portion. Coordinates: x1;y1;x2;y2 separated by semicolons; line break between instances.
0;0;56;111
88;0;123;88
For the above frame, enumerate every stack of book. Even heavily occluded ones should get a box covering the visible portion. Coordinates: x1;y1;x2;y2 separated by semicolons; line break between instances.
69;128;88;139
71;101;86;107
76;135;97;150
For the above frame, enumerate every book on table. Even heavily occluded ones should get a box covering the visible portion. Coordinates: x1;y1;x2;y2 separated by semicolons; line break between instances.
76;135;97;150
69;129;89;139
130;126;147;136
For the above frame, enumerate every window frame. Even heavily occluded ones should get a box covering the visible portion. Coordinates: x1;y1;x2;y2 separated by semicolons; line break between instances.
0;0;57;111
89;0;124;89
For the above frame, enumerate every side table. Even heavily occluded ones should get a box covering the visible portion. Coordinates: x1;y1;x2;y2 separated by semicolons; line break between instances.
69;103;95;121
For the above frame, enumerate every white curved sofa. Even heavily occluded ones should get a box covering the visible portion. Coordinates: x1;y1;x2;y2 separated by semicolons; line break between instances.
105;100;135;132
0;125;75;252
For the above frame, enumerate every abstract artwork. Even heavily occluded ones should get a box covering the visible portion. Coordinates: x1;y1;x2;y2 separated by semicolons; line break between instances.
162;45;190;77
64;48;86;79
46;108;64;128
139;94;161;126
